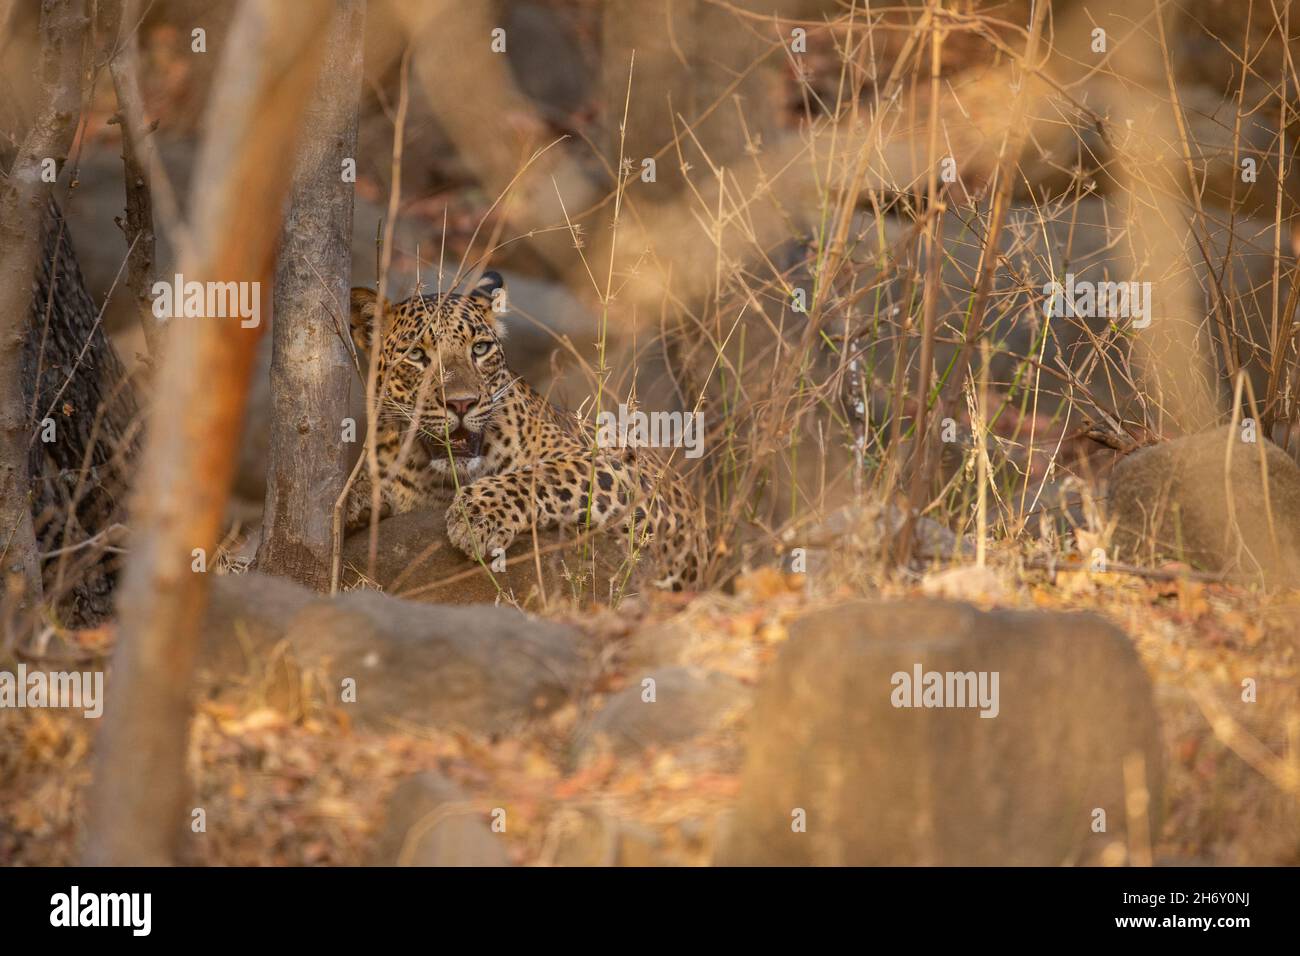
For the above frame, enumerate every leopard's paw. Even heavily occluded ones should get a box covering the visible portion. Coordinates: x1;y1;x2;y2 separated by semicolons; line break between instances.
446;496;516;562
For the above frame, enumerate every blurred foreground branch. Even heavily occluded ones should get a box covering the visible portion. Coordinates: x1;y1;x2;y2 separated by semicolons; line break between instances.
85;0;332;865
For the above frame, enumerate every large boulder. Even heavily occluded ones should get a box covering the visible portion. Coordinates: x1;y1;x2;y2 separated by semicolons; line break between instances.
718;600;1162;866
202;569;319;658
340;508;636;607
200;571;584;732
1108;427;1300;586
368;772;509;867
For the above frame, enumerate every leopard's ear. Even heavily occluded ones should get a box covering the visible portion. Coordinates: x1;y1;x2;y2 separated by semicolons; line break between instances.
349;287;378;353
469;271;507;337
470;270;504;302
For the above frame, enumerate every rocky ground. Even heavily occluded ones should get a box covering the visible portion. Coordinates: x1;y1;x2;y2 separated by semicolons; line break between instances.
4;429;1298;866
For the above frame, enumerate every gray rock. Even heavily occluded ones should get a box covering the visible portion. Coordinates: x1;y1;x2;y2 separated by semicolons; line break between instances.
550;809;696;867
781;501;974;575
1108;427;1300;586
201;570;319;670
622;619;696;670
200;571;584;732
847;198;1295;418
62;138;196;334
368;772;509;867
718;599;1163;866
574;666;750;762
504;2;592;123
491;270;596;387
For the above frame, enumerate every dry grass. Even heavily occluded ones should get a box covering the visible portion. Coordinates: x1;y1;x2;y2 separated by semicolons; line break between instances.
3;0;1300;865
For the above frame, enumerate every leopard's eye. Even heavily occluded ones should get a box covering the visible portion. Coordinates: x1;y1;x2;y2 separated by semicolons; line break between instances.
405;347;426;365
471;340;493;357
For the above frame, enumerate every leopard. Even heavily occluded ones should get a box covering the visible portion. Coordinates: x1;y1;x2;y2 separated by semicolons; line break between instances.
344;272;707;589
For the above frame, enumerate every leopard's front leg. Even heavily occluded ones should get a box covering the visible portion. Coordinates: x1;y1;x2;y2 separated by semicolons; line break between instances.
344;436;436;531
344;467;387;530
445;458;632;561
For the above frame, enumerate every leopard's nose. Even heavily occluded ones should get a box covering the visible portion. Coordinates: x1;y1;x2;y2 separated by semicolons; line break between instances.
445;397;478;418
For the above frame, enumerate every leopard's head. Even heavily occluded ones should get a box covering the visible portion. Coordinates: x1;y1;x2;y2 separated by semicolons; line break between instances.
350;272;511;472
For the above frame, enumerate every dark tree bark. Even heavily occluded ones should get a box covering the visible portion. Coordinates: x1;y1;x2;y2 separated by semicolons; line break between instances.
24;201;141;625
85;0;332;866
0;0;88;616
256;0;366;590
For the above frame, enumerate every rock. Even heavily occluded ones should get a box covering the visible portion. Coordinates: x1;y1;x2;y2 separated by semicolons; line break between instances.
1108;428;1300;586
284;591;581;730
549;807;709;867
491;271;596;388
201;570;319;671
622;618;696;670
782;502;974;576
348;192;448;291
717;600;1162;866
62;138;196;336
548;807;618;866
1179;83;1299;228
503;2;592;123
920;565;1008;603
200;571;584;732
368;772;509;867
850;199;1296;415
856;199;1127;407
574;666;750;762
340;508;634;607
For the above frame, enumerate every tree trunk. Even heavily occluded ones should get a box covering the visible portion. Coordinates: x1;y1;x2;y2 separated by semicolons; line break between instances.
84;0;332;866
0;0;88;619
256;0;366;590
105;0;162;356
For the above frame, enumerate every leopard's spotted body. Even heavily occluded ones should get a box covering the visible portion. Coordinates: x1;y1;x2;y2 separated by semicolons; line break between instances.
344;273;705;589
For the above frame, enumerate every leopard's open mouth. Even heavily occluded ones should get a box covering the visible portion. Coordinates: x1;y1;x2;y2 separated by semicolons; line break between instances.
432;425;485;460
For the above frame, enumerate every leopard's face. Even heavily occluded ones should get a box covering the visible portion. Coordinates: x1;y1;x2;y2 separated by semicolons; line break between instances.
351;273;511;478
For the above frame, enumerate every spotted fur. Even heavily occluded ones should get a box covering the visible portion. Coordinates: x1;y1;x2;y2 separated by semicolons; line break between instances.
345;273;706;589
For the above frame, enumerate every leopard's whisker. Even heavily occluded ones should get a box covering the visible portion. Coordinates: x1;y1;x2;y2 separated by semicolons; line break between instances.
488;375;520;406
